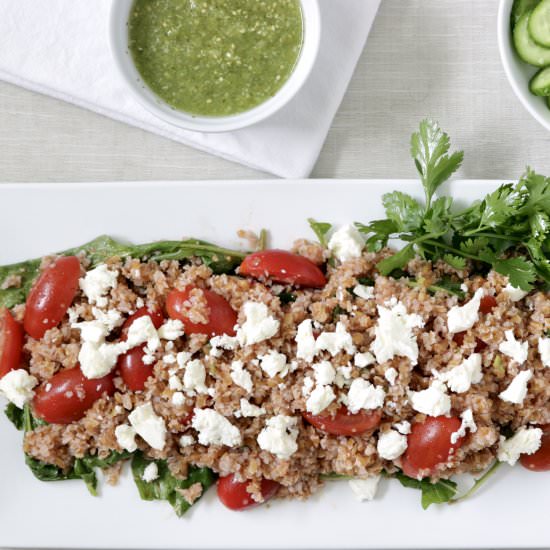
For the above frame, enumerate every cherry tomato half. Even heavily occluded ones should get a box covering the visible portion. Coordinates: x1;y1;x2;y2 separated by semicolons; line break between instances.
403;416;464;477
166;287;237;337
520;425;550;472
24;256;81;339
217;474;280;511
240;250;326;289
303;406;382;436
118;307;164;391
0;309;24;379
479;295;497;315
33;365;115;424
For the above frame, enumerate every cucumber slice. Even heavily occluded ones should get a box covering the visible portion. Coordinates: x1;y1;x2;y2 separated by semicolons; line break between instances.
511;0;540;28
530;66;550;94
529;0;550;46
514;12;550;66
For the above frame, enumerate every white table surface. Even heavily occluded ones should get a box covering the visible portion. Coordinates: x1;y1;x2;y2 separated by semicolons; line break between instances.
0;0;549;184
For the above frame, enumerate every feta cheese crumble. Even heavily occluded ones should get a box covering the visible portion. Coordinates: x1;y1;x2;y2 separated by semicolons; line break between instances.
115;424;137;453
179;435;195;447
371;299;424;365
353;284;374;300
498;330;529;365
257;415;299;460
354;351;375;368
450;408;477;444
230;360;253;393
409;380;451;416
497;427;543;465
377;430;407;460
327;224;365;262
259;351;288;378
238;398;266;418
183;359;209;395
302;376;314;397
157;319;184;340
394;420;411;435
503;283;528;302
347;378;386;414
78;340;127;379
79;264;118;307
499;370;532;405
0;369;38;408
142;462;159;483
126;316;161;352
438;353;482;393
313;361;336;386
192;408;242;447
306;385;336;415
315;322;356;357
128;403;167;451
539;337;550;367
349;476;380;502
237;302;279;346
384;367;398;386
172;391;185;406
295;319;316;363
447;288;484;334
209;334;238;357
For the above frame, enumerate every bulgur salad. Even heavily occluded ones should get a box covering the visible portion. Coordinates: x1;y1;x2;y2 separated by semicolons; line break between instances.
1;121;549;515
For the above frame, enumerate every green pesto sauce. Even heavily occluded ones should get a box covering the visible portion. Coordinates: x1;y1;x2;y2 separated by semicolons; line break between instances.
128;0;304;117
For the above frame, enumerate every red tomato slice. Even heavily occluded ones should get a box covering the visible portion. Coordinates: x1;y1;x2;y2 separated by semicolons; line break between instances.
33;365;115;424
0;309;24;379
404;416;464;475
239;250;326;288
24;256;81;339
217;474;280;511
520;425;550;472
479;295;497;314
303;406;382;436
166;287;237;336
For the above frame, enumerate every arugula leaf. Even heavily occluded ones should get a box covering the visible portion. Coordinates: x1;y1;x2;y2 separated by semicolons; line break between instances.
131;452;216;516
395;472;457;509
5;403;25;430
308;218;332;247
410;119;464;208
0;235;247;308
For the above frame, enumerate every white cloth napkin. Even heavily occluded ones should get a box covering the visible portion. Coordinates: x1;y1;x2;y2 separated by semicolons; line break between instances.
0;0;380;178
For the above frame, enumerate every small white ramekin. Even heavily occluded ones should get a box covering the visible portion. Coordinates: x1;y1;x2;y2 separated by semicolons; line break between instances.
110;0;321;133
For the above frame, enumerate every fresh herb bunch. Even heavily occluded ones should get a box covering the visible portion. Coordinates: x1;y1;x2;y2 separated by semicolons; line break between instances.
356;119;550;291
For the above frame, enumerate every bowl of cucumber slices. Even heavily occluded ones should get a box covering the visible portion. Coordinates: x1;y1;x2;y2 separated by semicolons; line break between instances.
499;0;550;131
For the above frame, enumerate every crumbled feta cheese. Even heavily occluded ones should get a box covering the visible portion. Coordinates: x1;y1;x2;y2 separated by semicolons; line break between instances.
349;476;380;502
347;379;386;413
302;376;314;397
176;351;192;368
497;427;542;465
327;224;365;262
539;337;550;367
315;322;356;357
377;430;408;460
499;370;532;405
172;391;185;406
394;420;411;435
192;408;242;447
371;299;424;365
157;319;184;340
0;369;37;408
237;302;280;346
67;307;79;324
209;334;238;357
163;354;176;365
142;351;156;365
183;359;208;394
128;403;167;451
71;319;110;344
306;385;336;415
169;375;183;391
409;380;451;416
353;284;374;300
91;307;123;331
79;264;118;307
450;408;477;444
335;365;353;389
238;398;266;418
230;360;253;393
142;462;159;483
498;330;529;365
295;319;316;362
126;316;160;352
503;283;528;302
115;424;137;452
179;434;195;447
313;361;336;386
384;367;398;386
79;340;127;379
135;297;145;309
447;288;484;334
257;415;298;459
439;353;483;393
354;352;375;368
259;351;288;378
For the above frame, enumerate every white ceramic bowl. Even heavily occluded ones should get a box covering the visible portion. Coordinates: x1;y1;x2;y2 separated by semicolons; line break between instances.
110;0;321;133
498;0;550;132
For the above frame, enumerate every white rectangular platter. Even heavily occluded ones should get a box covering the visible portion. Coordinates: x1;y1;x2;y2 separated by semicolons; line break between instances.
0;180;548;550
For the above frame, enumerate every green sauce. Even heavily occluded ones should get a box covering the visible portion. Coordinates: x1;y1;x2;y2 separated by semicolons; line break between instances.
128;0;304;117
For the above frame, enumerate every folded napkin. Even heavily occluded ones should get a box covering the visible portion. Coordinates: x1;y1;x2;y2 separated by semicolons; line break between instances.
0;0;380;178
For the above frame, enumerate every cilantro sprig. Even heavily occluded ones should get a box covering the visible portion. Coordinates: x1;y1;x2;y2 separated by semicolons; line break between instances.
356;119;550;291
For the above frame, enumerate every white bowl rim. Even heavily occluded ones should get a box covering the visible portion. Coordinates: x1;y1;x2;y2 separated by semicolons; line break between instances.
109;0;321;133
497;0;550;132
